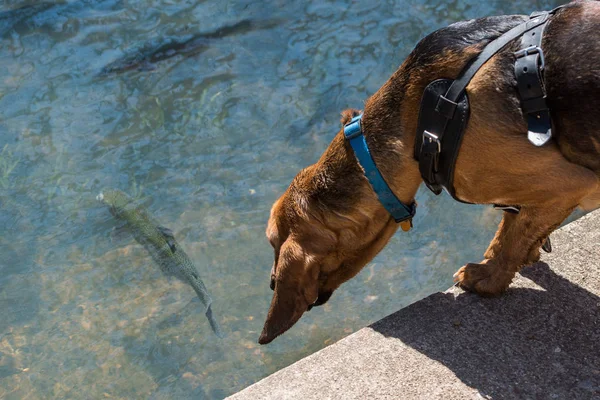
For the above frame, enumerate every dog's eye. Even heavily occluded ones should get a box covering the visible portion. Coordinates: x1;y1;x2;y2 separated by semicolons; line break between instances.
270;278;275;291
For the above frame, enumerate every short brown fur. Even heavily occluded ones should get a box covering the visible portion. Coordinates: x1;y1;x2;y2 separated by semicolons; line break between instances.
259;0;600;344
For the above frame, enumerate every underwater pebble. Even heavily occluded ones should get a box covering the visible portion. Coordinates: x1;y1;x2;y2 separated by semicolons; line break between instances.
364;295;378;303
81;319;91;330
242;341;256;349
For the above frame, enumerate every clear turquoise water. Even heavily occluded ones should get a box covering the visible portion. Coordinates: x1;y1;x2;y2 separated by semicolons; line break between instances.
0;0;565;398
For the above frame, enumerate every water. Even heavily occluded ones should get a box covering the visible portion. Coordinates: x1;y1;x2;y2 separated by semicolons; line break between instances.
0;0;566;398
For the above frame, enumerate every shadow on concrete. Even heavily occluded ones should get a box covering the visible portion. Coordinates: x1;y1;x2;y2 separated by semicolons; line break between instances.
371;262;600;399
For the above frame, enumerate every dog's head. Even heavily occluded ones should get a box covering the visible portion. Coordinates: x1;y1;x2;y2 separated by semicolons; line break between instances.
258;109;420;344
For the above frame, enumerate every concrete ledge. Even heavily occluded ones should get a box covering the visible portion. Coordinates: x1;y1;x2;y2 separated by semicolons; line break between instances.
230;210;600;399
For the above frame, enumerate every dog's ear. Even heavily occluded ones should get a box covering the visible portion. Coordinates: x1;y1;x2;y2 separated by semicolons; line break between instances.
340;108;362;126
258;241;318;344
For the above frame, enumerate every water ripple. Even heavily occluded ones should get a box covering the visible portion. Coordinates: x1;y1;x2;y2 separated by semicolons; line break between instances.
0;0;565;398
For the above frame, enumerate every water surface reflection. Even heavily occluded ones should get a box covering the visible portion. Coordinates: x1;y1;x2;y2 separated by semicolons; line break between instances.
0;0;564;397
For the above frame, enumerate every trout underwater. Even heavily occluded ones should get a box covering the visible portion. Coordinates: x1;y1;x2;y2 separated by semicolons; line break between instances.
97;188;223;338
99;19;279;75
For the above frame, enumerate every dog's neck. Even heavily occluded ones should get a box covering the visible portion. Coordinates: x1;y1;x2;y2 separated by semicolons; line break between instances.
312;45;477;211
358;66;424;205
353;38;486;205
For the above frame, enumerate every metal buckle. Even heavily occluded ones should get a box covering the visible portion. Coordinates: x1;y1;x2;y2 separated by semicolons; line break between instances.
423;130;441;172
423;130;441;153
514;45;545;70
343;115;363;140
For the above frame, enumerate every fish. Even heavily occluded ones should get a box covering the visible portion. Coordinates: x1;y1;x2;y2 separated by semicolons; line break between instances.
99;19;279;75
97;188;223;337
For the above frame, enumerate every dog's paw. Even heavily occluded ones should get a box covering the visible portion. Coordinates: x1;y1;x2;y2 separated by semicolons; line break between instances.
453;261;515;296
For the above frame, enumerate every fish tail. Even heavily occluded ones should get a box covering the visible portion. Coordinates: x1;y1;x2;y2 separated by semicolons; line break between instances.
188;276;224;338
205;305;225;339
188;275;212;310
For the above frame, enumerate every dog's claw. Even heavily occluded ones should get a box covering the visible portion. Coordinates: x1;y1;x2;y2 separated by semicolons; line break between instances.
452;271;461;282
542;237;552;253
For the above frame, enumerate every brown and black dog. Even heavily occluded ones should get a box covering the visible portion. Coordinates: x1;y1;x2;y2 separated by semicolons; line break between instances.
259;0;600;345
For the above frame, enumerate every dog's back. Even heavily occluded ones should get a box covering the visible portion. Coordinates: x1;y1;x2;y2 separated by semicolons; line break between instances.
408;1;600;175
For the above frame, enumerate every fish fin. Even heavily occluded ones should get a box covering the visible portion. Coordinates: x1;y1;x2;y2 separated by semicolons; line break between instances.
167;241;176;253
110;224;132;244
158;226;176;252
158;226;174;237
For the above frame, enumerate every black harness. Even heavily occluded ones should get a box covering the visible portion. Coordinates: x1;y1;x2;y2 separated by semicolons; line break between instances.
415;7;564;201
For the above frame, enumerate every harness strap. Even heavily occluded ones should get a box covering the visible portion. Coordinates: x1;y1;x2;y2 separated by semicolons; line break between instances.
443;12;550;104
416;79;469;197
416;6;566;199
515;13;552;146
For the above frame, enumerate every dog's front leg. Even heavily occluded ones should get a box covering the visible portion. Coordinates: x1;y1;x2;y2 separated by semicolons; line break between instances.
453;205;575;296
452;163;598;296
483;209;555;266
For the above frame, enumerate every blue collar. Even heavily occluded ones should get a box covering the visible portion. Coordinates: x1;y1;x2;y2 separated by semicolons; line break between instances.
343;114;416;224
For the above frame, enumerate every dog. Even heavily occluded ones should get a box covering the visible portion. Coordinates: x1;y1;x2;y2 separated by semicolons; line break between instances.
258;0;600;345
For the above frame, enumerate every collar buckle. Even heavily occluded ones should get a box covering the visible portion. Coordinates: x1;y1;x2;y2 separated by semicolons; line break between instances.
343;116;363;140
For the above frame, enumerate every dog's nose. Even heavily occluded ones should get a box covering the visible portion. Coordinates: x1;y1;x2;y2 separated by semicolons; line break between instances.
270;277;275;291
